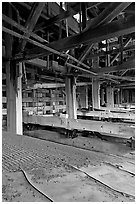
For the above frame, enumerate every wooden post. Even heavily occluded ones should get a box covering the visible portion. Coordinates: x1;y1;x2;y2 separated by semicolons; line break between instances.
92;79;100;109
81;2;87;30
16;62;23;134
65;76;77;119
92;43;100;109
106;85;114;108
6;59;23;134
100;88;105;106
5;4;23;134
5;4;16;133
78;86;88;109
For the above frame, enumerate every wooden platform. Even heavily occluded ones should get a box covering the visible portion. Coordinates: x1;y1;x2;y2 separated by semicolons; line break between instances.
23;114;135;139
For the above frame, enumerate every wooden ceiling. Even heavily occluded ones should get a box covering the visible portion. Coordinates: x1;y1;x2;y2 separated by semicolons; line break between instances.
2;2;135;86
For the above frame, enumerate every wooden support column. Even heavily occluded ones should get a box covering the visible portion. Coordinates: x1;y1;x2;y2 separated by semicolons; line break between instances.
65;76;77;119
5;4;15;133
92;79;100;109
5;3;23;134
100;88;105;106
16;63;23;134
77;86;88;109
81;2;87;30
6;60;23;134
92;43;100;109
106;40;110;66
106;85;114;108
5;46;16;133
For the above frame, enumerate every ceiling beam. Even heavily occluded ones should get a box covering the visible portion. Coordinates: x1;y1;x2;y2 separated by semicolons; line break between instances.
103;74;135;81
84;2;131;31
18;2;45;52
3;26;93;73
93;58;135;74
77;43;94;65
110;37;132;65
66;62;97;76
2;14;48;43
15;15;135;61
86;44;135;59
115;82;135;88
35;2;100;32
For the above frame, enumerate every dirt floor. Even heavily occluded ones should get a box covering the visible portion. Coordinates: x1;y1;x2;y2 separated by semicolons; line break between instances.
2;130;135;202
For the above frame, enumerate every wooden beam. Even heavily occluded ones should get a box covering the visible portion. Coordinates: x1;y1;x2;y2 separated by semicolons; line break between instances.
15;15;135;61
3;26;93;73
81;2;87;30
119;36;123;64
77;44;93;64
19;2;45;51
93;59;135;74
2;26;63;56
66;62;97;76
26;82;93;90
77;110;135;121
86;44;135;59
115;82;135;88
110;38;132;65
23;115;135;137
2;14;48;43
34;2;99;31
103;74;135;81
85;2;132;31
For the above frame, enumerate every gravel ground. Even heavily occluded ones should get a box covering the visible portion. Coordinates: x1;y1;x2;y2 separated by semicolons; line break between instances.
2;131;135;202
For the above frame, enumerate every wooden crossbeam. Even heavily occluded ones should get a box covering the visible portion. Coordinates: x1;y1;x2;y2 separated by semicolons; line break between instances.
84;2;131;31
115;82;135;88
103;74;135;81
2;14;48;43
110;38;132;65
35;2;100;32
3;26;93;74
18;3;45;51
86;44;135;59
81;2;87;30
66;62;97;76
94;58;135;74
77;43;93;66
14;15;135;61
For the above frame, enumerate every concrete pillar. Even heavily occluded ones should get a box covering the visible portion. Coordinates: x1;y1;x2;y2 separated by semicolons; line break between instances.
65;76;77;119
92;79;100;109
106;86;114;108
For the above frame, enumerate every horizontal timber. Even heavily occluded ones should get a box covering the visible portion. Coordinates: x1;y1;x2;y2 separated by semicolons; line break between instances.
23;115;135;138
15;15;135;61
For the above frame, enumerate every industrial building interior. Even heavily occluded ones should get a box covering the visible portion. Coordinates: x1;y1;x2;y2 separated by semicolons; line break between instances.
2;2;135;202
